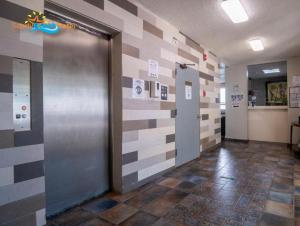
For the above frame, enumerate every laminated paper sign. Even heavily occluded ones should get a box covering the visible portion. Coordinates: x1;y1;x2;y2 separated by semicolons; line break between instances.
148;59;159;78
231;94;244;107
132;79;145;99
293;76;300;86
185;81;192;100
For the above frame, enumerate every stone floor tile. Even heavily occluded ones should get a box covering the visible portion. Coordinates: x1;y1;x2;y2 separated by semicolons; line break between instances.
264;200;293;218
82;198;119;214
98;204;138;225
175;181;197;193
120;211;158;226
158;177;182;188
258;212;294;226
54;210;95;226
151;218;186;226
105;191;137;203
268;191;293;204
78;218;113;226
125;185;170;208
164;204;201;226
295;179;300;187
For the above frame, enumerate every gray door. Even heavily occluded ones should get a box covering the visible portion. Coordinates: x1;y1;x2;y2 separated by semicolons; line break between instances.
44;22;110;216
175;64;200;166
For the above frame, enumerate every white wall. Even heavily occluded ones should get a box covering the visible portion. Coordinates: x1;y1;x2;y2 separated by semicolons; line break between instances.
288;57;300;143
225;64;248;140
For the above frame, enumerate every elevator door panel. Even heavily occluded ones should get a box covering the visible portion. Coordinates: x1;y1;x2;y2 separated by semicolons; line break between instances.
44;27;109;216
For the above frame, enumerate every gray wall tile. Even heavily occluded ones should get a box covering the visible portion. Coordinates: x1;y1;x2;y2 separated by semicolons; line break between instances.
0;177;45;206
0;144;44;168
0;55;12;74
199;72;214;81
0;193;45;224
166;134;175;143
122;172;138;189
83;0;104;10
0;1;31;23
0;167;14;187
122;151;138;165
0;74;13;93
202;114;209;120
0;129;14;149
14;160;44;183
108;0;138;16
122;76;133;88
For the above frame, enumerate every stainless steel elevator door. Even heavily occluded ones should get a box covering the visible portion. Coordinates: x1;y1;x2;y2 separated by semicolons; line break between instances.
44;26;109;216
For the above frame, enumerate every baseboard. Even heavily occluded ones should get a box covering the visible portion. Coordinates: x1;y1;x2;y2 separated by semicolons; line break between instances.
224;138;249;143
248;140;288;146
202;143;222;152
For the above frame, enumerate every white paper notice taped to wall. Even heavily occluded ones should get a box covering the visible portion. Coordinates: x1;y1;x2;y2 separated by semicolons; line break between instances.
293;76;300;86
185;81;192;100
132;79;145;99
148;59;159;78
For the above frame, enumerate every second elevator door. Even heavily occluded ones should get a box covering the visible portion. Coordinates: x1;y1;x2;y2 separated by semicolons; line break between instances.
44;22;110;216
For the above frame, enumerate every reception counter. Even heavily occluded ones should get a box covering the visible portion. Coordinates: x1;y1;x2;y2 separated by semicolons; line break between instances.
248;106;288;143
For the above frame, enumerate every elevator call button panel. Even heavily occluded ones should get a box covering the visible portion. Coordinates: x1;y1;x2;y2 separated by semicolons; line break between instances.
150;81;161;98
13;58;31;132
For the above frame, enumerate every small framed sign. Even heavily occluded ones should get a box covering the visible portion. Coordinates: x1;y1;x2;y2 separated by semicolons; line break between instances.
185;81;192;100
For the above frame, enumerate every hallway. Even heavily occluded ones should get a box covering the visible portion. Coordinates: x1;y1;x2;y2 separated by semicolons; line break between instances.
47;141;297;226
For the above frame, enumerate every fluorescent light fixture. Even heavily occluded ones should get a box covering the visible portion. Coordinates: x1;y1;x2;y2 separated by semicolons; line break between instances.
221;0;249;23
263;69;280;74
249;39;264;51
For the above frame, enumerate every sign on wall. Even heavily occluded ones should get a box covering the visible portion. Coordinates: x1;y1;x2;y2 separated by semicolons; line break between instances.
132;79;145;99
289;86;300;108
148;59;159;78
293;76;300;86
161;85;168;100
231;85;243;107
185;81;192;100
231;94;244;108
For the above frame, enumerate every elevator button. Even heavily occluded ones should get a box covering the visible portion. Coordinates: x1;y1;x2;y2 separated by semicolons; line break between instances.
22;114;27;118
16;114;21;119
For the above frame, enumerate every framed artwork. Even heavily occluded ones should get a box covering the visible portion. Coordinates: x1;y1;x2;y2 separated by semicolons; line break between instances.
266;81;287;105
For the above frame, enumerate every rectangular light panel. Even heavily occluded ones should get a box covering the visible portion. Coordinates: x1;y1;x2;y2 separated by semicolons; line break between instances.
221;0;249;23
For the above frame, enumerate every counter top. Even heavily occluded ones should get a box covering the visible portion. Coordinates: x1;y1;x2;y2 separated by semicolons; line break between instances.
248;106;288;110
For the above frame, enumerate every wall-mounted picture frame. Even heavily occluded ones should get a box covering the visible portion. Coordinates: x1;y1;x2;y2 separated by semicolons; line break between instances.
266;81;287;106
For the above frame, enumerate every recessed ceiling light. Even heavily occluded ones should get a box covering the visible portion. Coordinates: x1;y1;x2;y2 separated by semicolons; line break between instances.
221;0;249;23
249;39;264;51
263;69;280;74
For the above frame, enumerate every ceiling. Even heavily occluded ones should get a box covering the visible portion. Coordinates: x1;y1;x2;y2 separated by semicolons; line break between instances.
134;0;300;65
248;61;287;79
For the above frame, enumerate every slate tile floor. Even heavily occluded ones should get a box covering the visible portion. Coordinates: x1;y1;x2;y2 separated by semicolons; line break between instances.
47;141;299;226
